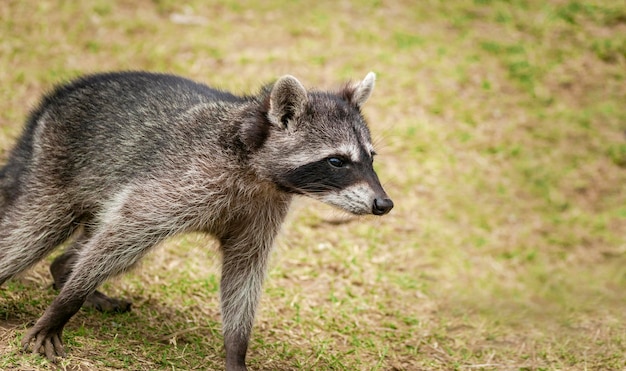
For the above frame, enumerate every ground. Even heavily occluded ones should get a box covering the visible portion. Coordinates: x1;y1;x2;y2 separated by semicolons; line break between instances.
1;0;626;370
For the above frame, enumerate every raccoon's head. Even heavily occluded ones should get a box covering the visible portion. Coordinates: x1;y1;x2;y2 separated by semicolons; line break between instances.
249;72;393;216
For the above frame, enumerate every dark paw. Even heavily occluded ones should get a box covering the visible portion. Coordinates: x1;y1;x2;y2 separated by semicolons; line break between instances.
84;290;132;313
226;361;248;371
21;324;66;361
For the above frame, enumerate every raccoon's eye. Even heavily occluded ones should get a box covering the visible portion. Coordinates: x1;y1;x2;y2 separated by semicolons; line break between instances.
327;157;345;168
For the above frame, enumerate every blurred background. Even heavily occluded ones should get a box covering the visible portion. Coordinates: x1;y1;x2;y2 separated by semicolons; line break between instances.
1;1;625;369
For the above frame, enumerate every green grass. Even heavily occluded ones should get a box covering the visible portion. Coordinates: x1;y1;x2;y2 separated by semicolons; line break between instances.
1;0;626;369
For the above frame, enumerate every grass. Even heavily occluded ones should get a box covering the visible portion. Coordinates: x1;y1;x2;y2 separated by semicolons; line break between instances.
1;0;626;369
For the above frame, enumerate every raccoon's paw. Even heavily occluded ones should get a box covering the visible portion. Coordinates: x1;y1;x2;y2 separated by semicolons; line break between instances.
21;324;66;361
84;290;132;313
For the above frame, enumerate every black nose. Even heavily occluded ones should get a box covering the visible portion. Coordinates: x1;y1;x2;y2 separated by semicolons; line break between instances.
372;198;394;215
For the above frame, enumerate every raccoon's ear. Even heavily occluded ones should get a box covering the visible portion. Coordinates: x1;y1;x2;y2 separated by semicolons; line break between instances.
346;72;376;108
268;75;308;130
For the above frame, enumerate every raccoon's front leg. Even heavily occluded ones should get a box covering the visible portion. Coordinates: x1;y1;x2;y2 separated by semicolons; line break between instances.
219;232;274;371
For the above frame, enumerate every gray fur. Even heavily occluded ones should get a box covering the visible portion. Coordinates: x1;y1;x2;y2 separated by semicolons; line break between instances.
351;71;376;108
0;71;392;370
267;75;307;130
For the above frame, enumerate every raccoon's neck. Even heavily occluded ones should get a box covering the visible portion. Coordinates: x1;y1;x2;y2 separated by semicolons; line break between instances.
179;100;289;195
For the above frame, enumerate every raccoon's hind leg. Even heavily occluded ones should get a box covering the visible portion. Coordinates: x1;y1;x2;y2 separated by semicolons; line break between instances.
0;190;78;286
50;229;132;313
22;190;172;360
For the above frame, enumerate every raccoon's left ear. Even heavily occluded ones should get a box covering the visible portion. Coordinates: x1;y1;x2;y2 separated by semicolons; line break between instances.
346;72;376;108
268;75;308;130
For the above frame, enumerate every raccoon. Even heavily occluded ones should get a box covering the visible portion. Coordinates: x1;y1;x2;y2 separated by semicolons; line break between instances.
0;71;393;370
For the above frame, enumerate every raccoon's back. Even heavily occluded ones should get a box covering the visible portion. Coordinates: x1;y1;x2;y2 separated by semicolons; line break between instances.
39;71;243;124
20;72;243;192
